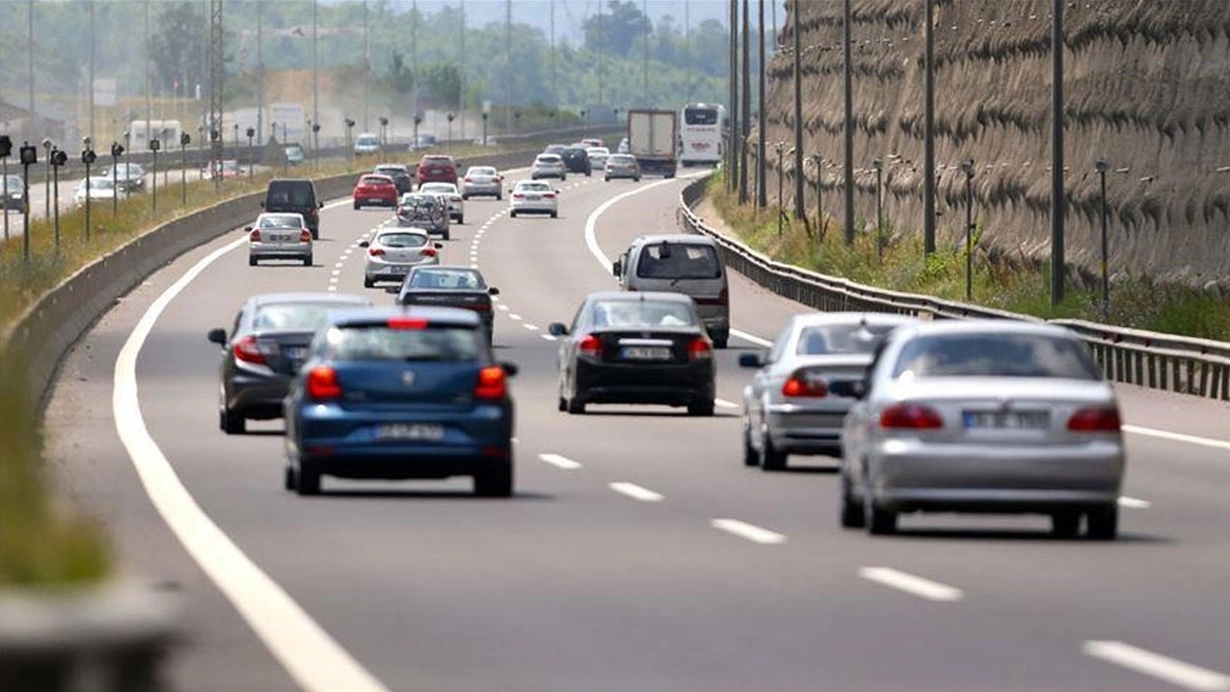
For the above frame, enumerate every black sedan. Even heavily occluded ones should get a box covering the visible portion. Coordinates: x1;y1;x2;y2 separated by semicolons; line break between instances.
207;292;372;433
548;291;715;416
393;266;498;343
560;146;592;176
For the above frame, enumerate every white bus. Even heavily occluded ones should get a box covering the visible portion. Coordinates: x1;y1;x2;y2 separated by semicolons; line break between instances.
678;103;727;167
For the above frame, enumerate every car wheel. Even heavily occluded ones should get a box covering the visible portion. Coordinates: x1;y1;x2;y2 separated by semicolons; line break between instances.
566;388;586;415
295;461;321;496
550;211;558;219
496;194;502;201
364;276;375;288
840;475;865;528
688;398;715;416
461;194;469;201
1086;506;1118;540
864;489;897;535
457;215;464;224
604;177;610;182
353;201;360;210
509;210;517;218
557;395;567;412
248;256;257;267
742;423;760;467
302;254;313;267
1051;511;1081;538
442;229;450;240
634;177;641;182
220;406;245;434
283;465;297;491
474;463;514;498
761;434;787;471
713;334;729;349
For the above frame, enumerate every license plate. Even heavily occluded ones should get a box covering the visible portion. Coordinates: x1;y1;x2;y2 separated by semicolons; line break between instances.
391;264;410;273
963;411;1049;430
621;346;672;361
526;195;541;201
376;423;445;441
283;346;307;359
367;198;381;203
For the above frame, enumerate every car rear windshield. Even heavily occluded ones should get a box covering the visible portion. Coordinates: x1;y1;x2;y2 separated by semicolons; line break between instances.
536;156;562;164
796;323;900;355
408;269;485;289
592;300;697;328
422;156;453;165
685;108;720;125
254;303;344;332
267;183;314;206
326;325;479;362
518;183;551;192
361;176;391;185
377;232;429;248
610;155;636;164
258;215;303;229
891;333;1101;380
356;135;379;145
4;175;23;192
636;243;722;280
377;167;407;175
467;167;496;176
401;195;439;207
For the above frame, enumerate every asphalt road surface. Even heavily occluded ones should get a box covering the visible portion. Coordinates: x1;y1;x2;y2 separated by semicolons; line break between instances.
44;163;1230;692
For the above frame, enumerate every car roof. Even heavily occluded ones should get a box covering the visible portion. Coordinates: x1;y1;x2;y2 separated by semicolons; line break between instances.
375;226;428;236
633;233;719;247
585;291;695;304
788;312;920;329
327;306;481;328
268;178;314;187
249;292;370;307
375;164;409;171
257;211;305;220
894;319;1068;340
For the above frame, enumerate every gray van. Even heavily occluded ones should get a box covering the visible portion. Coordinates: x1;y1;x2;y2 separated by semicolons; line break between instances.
612;234;730;348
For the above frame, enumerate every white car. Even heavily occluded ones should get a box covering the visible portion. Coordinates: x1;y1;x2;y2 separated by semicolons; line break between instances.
418;182;464;224
247;212;313;267
460;166;503;199
530;154;567;180
74;177;126;206
586;146;610;170
360;228;443;287
354;133;381;155
509;180;559;218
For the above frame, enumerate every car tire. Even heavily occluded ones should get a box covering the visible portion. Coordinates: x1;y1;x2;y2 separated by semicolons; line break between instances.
248;256;257;267
1086;506;1118;540
604;177;611;182
496;194;502;201
742;424;760;466
295;462;321;496
713;334;729;349
1051;511;1081;538
461;194;469;201
864;490;897;535
353;201;360;210
509;210;517;218
634;177;641;182
761;435;787;471
566;389;586;415
303;254;313;267
557;396;567;412
840;476;865;528
364;276;376;288
688;399;715;416
550;211;558;219
474;463;514;498
284;465;297;491
220;406;245;434
457;215;464;224
442;229;450;240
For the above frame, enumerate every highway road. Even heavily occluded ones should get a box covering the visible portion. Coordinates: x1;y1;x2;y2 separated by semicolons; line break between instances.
43;164;1230;692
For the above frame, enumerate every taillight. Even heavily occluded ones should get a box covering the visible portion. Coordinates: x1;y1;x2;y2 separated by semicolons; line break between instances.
782;372;826;397
464;176;473;182
475;365;506;400
310;208;318;219
543;193;556;199
233;335;267;365
1068;407;1121;432
249;229;261;242
422;248;437;257
306;366;341;400
299;229;311;242
578;335;602;357
880;403;944;429
688;337;713;360
512;193;525;199
388;316;428;330
368;247;385;256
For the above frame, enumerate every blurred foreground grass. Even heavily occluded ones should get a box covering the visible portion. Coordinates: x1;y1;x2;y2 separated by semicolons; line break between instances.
707;174;1230;340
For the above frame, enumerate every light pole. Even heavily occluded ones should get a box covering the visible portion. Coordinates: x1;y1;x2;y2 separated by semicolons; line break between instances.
210;128;221;192
413;115;422;148
923;0;936;256
19;142;36;266
149;137;160;214
874;157;884;260
378;116;389;153
756;0;767;209
245;127;255;180
161;128;170;189
179;132;189;204
1096;158;1109;320
842;0;854;245
50;146;66;259
42;138;53;219
80;139;97;240
311;122;321;169
233;123;239;153
344;119;355;159
810;151;822;233
482;112;489;146
110;140;124;214
775;141;786;235
739;0;750;205
447;113;455;146
1;135;11;241
961;159;975;301
1050;0;1066;305
791;0;805;221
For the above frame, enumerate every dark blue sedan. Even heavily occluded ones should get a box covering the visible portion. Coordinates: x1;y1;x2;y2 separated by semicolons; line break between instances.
283;306;517;497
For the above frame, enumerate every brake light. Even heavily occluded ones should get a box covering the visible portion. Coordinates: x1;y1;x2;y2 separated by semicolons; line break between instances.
233;335;267;365
1067;407;1121;432
422;247;437;257
306;366;342;400
688;337;713;360
512;193;525;199
579;335;602;357
368;247;385;256
880;403;944;429
387;316;428;330
249;229;261;242
310;208;318;219
782;373;827;397
543;193;556;199
464;176;472;182
299;229;311;243
474;366;506;400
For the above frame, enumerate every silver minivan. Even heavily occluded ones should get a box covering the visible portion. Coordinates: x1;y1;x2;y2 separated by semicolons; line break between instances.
613;234;730;348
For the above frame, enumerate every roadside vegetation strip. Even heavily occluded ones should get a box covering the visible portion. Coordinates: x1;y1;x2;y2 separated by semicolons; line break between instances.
704;174;1229;341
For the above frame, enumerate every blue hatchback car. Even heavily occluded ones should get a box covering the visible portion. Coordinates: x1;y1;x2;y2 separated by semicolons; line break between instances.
283;306;517;497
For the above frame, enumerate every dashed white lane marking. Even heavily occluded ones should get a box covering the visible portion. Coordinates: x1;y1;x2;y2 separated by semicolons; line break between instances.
609;482;665;502
113;236;390;692
1123;425;1230;452
710;519;787;545
523;324;538;331
331;269;341;276
1119;496;1152;509
328;286;337;292
539;453;583;470
509;314;522;320
1083;641;1230;691
334;262;344;268
731;329;772;347
858;567;964;602
715;398;739;409
497;304;509;311
541;334;557;341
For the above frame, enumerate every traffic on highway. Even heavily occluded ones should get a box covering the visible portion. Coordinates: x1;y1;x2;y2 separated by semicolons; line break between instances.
36;119;1230;692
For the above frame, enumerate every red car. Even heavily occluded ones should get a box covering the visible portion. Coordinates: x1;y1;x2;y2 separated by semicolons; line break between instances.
352;174;398;209
416;155;458;186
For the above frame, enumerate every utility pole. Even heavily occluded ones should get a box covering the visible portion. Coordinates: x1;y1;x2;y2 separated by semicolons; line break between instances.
739;0;751;204
685;0;692;102
209;0;224;184
551;0;557;109
505;0;511;132
727;0;739;193
642;0;650;106
459;0;466;139
257;2;265;143
756;0;766;208
363;0;369;131
791;0;805;221
597;4;605;108
312;0;319;152
28;0;34;122
923;0;936;255
1050;0;1066;305
89;0;96;144
842;0;855;245
145;0;152;147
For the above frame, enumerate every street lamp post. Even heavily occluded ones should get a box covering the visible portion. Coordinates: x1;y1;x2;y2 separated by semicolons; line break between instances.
873;157;884;260
149;137;160;214
379;116;390;152
1096;158;1109;320
179;132;190;204
233;123;239;153
42;138;53;219
81;139;96;240
1;135;10;241
210;129;221;192
413;115;422;148
810;152;822;233
344;119;356;159
19;142;36;265
311;122;321;169
50;146;67;259
447;113;455;147
161;128;170;189
961;159;975;301
110;140;125;214
482;112;489;147
246;127;255;180
775;142;786;235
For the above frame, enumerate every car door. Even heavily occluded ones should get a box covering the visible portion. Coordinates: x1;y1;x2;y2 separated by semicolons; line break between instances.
559;302;590;395
748;324;793;449
843;339;890;482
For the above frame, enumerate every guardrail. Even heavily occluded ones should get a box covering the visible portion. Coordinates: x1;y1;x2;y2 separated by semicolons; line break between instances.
678;177;1230;401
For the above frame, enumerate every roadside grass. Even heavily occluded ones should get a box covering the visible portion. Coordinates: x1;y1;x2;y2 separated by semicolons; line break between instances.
707;174;1230;340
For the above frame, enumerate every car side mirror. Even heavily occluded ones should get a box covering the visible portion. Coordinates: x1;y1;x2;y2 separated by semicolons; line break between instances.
488;287;500;296
547;322;569;337
611;260;622;276
243;225;252;232
434;242;444;249
207;328;227;346
737;353;762;368
259;201;264;208
500;362;519;377
555;189;562;194
359;240;370;248
318;201;324;209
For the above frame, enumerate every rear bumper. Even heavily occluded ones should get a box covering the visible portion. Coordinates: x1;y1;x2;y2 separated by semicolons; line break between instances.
766;404;849;454
510;201;557;213
576;359;713;406
249;243;311;259
462;183;500;196
228;373;292;419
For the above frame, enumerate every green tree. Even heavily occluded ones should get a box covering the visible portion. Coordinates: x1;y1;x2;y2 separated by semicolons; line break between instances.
418;62;461;107
386;50;415;97
149;2;210;94
583;0;652;58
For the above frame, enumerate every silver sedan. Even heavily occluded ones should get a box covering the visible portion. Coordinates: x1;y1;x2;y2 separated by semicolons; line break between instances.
838;320;1126;539
247;212;313;266
740;313;918;470
460;166;503;199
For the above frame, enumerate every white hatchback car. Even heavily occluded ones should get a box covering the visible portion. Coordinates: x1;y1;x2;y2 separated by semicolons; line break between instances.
418;182;465;224
509;180;559;218
360;228;442;287
247;213;313;267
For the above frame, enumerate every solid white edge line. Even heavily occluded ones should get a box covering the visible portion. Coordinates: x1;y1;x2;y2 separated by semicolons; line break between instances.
714;398;739;409
710;518;787;545
508;314;522;320
1119;496;1152;509
538;453;582;470
609;482;664;502
1083;641;1230;691
858;567;964;602
541;334;557;341
1123;424;1230;452
113;237;389;691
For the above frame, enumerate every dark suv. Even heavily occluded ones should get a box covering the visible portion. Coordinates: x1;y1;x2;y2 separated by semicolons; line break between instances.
560;147;592;176
416;155;459;186
374;164;414;194
262;179;323;239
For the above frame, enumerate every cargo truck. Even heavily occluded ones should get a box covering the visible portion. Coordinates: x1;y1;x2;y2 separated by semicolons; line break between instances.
626;109;677;178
